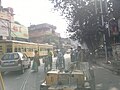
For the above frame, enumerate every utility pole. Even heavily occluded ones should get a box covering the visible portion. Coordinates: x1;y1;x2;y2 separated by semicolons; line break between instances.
0;0;1;6
95;0;97;14
100;0;108;63
8;20;11;40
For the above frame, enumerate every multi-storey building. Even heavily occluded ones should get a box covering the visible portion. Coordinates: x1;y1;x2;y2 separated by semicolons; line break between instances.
0;5;29;41
28;23;60;43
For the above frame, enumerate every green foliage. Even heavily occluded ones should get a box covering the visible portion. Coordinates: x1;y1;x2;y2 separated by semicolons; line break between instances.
50;0;120;52
42;34;60;44
108;0;120;19
14;21;21;25
50;0;102;52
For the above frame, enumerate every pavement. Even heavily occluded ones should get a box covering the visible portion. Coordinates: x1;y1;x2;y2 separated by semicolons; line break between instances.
95;57;114;71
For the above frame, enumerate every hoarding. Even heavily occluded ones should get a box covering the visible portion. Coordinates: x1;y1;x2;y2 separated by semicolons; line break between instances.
11;23;29;39
0;19;9;36
0;12;14;22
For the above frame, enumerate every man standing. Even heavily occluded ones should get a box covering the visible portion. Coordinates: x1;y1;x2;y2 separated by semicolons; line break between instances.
56;50;65;70
70;48;74;62
76;46;84;69
47;49;52;70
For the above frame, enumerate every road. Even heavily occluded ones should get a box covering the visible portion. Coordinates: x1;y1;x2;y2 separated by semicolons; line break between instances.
94;65;120;90
2;54;120;90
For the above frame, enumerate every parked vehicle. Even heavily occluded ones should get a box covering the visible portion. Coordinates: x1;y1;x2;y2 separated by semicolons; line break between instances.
0;52;31;74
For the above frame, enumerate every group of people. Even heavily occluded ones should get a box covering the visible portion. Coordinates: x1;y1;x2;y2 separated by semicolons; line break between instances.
31;49;53;72
31;49;65;72
70;46;89;69
31;46;87;72
43;49;65;71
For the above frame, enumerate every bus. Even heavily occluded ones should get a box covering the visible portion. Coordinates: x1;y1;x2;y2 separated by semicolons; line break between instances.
0;40;53;59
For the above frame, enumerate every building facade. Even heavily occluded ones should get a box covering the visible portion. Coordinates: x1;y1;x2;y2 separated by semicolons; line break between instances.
28;23;60;43
0;6;29;41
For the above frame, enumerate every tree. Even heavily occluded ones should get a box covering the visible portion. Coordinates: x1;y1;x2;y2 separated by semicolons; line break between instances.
50;0;103;53
50;0;120;53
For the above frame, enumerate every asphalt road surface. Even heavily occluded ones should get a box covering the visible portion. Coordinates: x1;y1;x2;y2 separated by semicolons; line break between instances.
2;54;120;90
94;65;120;90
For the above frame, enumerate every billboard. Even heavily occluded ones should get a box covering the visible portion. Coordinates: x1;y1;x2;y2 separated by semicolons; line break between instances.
11;23;29;39
0;12;14;22
0;19;9;36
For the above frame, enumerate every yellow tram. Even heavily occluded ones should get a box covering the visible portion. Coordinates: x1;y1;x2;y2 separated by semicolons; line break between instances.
0;40;53;59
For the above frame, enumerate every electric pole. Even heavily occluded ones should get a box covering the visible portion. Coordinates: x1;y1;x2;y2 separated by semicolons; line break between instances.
0;0;1;6
100;0;108;63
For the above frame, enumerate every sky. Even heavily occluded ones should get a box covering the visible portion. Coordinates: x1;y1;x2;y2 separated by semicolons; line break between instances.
2;0;68;38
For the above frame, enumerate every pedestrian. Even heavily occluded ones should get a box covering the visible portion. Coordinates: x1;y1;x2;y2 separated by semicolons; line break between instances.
47;49;53;70
43;56;49;72
56;50;65;70
70;48;74;62
76;46;84;69
31;50;40;72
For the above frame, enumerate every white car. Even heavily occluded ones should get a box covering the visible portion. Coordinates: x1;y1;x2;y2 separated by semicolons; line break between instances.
0;52;31;74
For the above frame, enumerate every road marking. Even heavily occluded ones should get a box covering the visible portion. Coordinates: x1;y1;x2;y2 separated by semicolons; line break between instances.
109;87;119;90
20;72;30;90
15;77;21;80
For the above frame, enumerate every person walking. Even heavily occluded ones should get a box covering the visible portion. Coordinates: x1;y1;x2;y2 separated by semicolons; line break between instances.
31;50;40;72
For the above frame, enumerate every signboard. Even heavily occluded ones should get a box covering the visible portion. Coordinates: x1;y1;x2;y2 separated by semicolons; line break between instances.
11;23;29;39
0;12;14;21
0;19;9;36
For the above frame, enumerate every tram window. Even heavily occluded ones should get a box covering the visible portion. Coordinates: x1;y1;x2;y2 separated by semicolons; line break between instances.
0;46;2;50
31;48;33;51
18;48;21;52
14;48;17;52
28;48;30;51
22;48;25;52
0;46;2;52
7;48;12;53
40;49;42;51
24;48;26;52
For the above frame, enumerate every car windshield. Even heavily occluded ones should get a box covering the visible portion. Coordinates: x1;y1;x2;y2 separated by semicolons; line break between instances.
1;53;19;60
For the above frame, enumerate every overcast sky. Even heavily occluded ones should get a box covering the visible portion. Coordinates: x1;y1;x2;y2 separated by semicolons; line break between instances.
2;0;68;38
